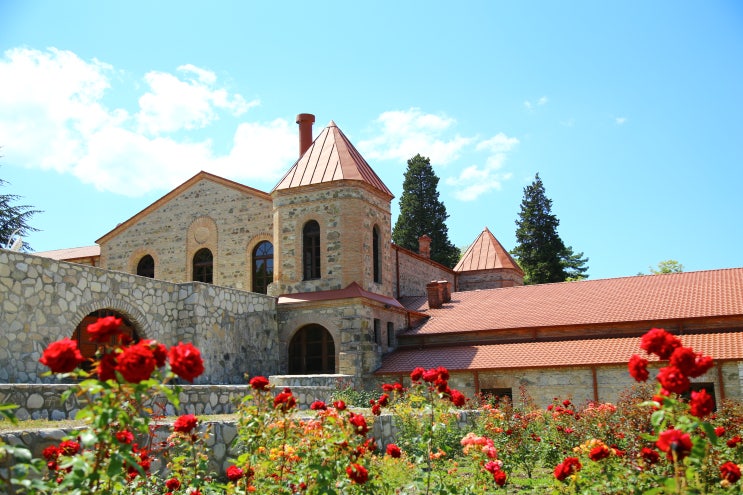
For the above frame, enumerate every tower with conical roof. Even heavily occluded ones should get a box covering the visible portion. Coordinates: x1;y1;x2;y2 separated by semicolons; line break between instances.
455;227;524;290
270;116;394;297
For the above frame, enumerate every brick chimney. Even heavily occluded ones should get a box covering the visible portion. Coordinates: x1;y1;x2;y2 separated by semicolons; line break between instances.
296;113;315;157
426;281;443;309
440;280;451;303
418;235;431;259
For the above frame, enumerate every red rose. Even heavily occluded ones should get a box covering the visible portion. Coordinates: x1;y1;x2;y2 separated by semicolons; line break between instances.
641;446;660;465
656;429;692;461
727;435;742;448
640;328;681;359
410;367;425;382
39;338;85;373
116;342;157;383
86;316;123;343
173;414;198;433
140;339;167;367
656;366;690;394
249;375;270;391
715;426;726;437
386;443;401;458
346;463;368;484
493;470;507;486
377;393;390;406
226;465;244;481
450;389;466;407
690;354;714;378
333;400;346;411
371;403;381;416
97;352;118;381
42;446;59;460
168;342;204;383
628;354;649;382
348;412;369;436
720;461;741;483
310;400;327;411
59;440;80;456
669;347;697;375
422;368;439;383
116;430;134;444
273;391;296;412
554;457;582;481
689;389;715;418
589;444;611;461
165;478;181;490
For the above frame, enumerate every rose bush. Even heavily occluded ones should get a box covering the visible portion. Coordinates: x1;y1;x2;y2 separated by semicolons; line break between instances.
1;324;742;494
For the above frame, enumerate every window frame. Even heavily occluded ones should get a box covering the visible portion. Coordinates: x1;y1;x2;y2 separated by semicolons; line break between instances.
303;220;321;280
252;241;274;294
193;248;214;284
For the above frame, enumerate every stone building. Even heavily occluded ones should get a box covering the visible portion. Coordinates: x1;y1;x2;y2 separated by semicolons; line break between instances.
2;113;743;408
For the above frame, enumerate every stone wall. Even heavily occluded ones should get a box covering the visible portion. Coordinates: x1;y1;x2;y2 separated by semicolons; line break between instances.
456;268;524;291
277;299;408;379
393;246;454;298
99;176;273;291
0;250;279;384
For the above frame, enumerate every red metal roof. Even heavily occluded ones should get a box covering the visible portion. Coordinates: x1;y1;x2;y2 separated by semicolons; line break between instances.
401;268;743;335
272;121;393;199
454;227;523;273
377;331;743;373
34;245;100;260
278;282;404;309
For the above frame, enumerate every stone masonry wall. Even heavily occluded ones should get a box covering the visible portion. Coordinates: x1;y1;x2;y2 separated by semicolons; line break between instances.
456;269;524;291
277;299;407;380
393;247;454;298
0;250;279;384
100;177;273;291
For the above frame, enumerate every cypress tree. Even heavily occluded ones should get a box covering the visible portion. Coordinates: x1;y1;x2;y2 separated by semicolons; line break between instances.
392;154;460;268
512;173;588;284
0;171;39;251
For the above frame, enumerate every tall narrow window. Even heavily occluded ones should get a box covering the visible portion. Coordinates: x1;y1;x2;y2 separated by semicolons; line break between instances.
373;318;381;344
136;255;155;278
372;225;381;283
387;322;394;348
303;220;321;280
252;241;274;294
193;248;213;283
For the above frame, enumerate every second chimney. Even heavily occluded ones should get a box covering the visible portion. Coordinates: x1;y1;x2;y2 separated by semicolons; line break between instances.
418;235;431;259
296;113;315;157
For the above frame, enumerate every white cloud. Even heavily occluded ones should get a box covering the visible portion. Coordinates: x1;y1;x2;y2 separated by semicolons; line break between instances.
524;96;549;110
446;133;519;201
137;65;257;135
615;117;627;125
358;108;473;165
0;47;290;197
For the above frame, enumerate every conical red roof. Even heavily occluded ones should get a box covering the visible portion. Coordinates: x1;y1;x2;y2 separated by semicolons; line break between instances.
272;121;393;199
454;227;522;273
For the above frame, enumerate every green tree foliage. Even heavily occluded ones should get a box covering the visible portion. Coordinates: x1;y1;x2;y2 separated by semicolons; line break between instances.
512;173;589;284
1;170;39;251
392;154;460;268
649;259;684;274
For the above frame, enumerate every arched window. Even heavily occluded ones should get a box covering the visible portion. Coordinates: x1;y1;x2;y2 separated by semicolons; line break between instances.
252;241;274;294
303;220;321;280
372;225;381;283
288;324;335;374
193;248;213;283
136;255;155;278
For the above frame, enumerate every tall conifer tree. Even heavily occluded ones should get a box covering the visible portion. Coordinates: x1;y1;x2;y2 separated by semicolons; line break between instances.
392;154;460;268
512;173;588;284
0;170;39;251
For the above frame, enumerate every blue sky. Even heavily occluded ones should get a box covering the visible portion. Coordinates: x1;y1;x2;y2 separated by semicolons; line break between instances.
1;1;741;280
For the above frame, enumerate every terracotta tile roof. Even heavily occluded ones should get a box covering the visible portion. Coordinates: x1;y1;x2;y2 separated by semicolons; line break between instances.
401;268;743;335
272;121;393;199
34;245;100;260
454;227;523;274
278;281;404;309
377;331;743;373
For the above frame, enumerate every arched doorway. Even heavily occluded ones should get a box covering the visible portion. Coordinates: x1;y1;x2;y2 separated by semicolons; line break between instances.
288;324;335;374
71;309;138;363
